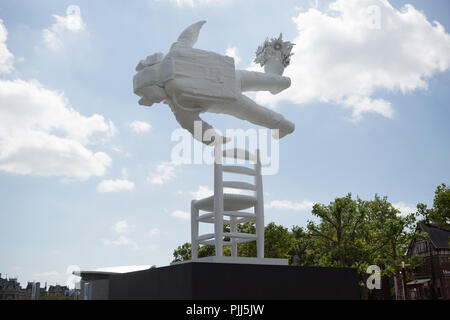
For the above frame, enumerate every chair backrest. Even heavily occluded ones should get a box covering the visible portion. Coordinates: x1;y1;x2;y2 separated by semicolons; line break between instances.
215;147;262;197
196;146;265;259
222;148;257;163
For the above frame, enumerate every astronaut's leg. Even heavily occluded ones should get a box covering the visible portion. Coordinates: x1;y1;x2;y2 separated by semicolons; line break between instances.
212;94;295;139
236;70;291;95
170;105;229;145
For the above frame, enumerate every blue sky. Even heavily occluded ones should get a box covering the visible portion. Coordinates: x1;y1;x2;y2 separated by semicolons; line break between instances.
0;0;449;287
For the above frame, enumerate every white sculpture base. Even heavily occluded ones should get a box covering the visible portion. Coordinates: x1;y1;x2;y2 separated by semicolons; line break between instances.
171;256;288;266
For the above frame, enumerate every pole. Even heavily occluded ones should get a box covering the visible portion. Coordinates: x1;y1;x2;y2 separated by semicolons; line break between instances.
213;145;224;257
393;272;399;300
401;261;408;300
255;149;264;259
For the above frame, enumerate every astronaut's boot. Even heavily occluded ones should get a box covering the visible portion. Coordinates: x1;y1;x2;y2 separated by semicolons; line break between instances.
271;117;295;139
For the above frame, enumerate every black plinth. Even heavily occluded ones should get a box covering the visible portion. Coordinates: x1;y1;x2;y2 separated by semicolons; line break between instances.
108;262;360;300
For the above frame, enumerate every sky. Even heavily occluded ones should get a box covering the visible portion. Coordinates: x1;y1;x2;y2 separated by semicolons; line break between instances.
0;0;449;288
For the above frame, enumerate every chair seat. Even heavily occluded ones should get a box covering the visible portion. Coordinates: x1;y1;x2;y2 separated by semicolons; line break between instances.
194;194;257;212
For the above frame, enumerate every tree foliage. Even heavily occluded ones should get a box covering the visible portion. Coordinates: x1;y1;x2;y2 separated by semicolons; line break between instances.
172;222;294;262
172;194;422;273
304;194;423;280
306;193;366;268
289;226;319;266
172;183;449;299
172;242;192;262
417;183;450;228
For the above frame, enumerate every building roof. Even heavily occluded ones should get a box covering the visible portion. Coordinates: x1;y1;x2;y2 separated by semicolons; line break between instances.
418;223;450;249
74;265;155;277
0;277;8;288
0;278;22;291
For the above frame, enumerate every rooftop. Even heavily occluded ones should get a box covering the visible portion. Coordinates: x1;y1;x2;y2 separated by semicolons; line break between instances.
418;223;450;249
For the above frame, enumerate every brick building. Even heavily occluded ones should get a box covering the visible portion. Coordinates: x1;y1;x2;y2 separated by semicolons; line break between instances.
406;223;450;299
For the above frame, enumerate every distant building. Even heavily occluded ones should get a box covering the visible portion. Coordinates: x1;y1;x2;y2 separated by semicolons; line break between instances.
48;284;69;297
0;274;78;300
0;274;28;300
406;223;450;300
25;282;47;299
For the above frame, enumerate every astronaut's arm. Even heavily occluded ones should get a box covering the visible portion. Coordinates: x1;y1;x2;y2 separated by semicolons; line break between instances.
235;70;291;95
171;107;228;145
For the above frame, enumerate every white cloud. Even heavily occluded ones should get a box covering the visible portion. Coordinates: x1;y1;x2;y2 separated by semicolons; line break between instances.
148;162;178;184
0;19;13;74
0;79;114;180
0;22;113;181
103;221;138;249
250;0;450;120
103;235;138;249
191;185;214;199
112;220;130;234
226;47;241;65
393;202;416;217
109;146;132;158
98;179;135;193
43;5;87;51
130;120;152;134
265;200;314;211
172;210;190;220
148;228;160;237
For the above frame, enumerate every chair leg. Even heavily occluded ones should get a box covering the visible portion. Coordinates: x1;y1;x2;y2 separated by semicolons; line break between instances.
191;201;199;260
255;202;265;259
255;150;265;259
214;163;224;257
214;205;223;257
230;217;237;257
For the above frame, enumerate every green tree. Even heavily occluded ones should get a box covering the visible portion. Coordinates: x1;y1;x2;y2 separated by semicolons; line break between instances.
237;222;295;259
264;222;295;259
172;242;191;262
172;242;229;262
172;222;294;262
236;222;256;257
306;194;366;268
363;195;420;268
361;195;423;298
417;183;450;228
289;226;319;266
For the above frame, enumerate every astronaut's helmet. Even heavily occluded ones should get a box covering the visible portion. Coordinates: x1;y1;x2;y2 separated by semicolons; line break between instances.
134;52;167;106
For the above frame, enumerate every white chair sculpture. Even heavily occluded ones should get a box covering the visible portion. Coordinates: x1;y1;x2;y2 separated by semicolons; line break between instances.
191;147;264;261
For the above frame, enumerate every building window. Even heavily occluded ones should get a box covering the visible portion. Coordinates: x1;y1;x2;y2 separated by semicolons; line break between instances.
414;241;428;254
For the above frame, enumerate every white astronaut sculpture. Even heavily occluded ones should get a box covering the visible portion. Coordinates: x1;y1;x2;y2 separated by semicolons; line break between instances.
133;20;295;144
